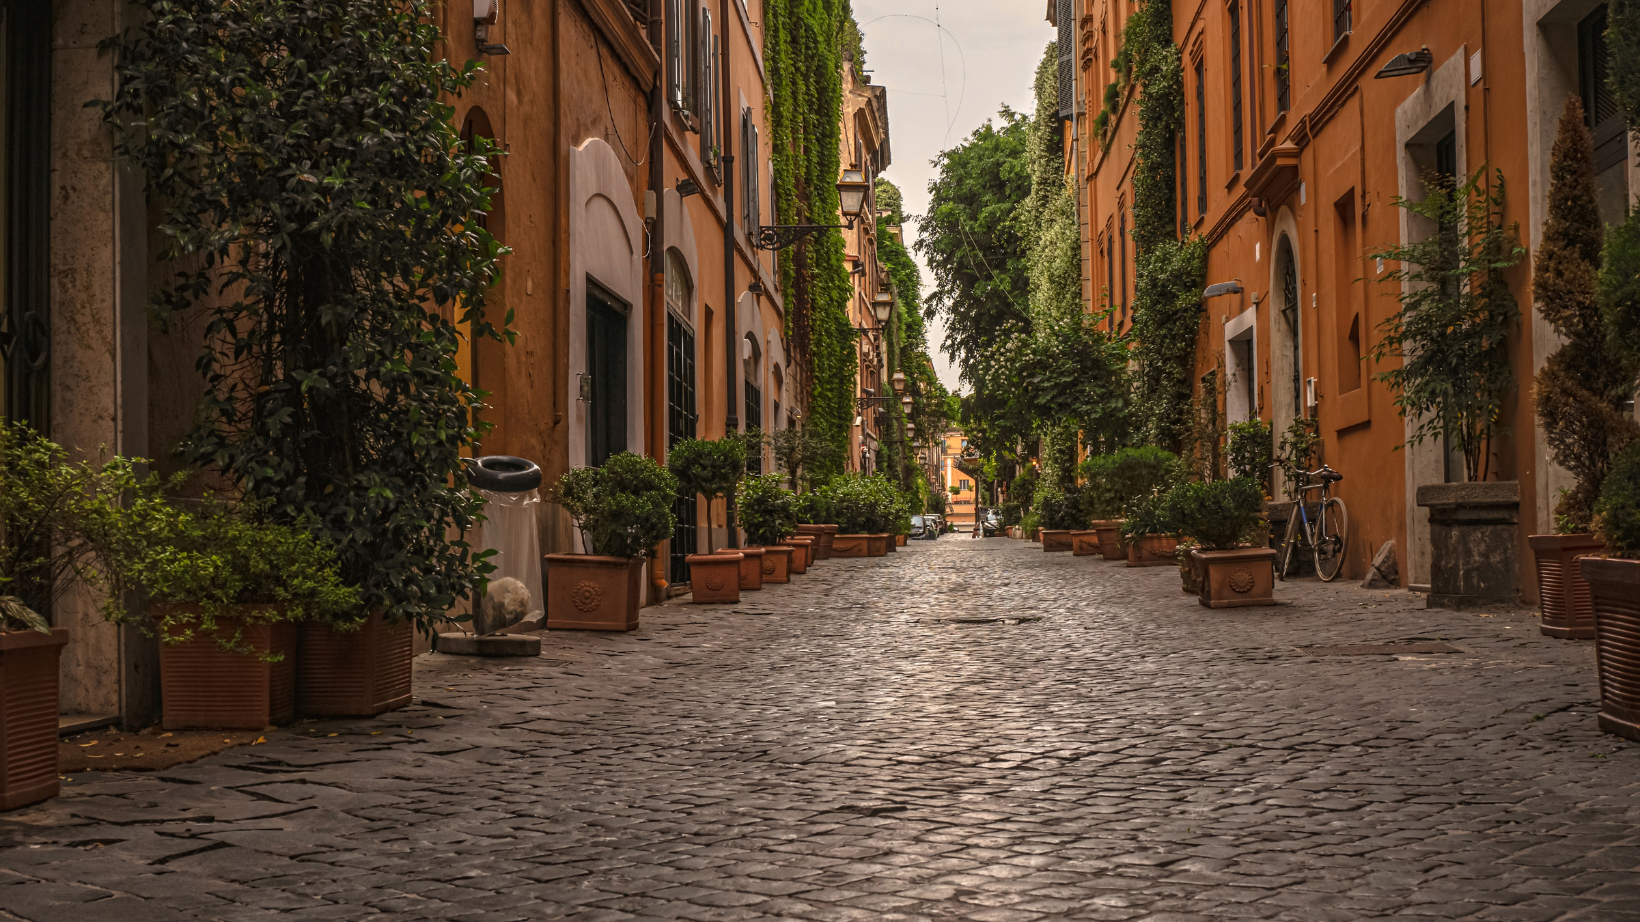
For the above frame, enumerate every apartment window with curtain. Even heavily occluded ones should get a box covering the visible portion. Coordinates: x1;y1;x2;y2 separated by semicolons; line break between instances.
1196;58;1207;219
1274;0;1290;112
666;0;687;114
1230;4;1244;171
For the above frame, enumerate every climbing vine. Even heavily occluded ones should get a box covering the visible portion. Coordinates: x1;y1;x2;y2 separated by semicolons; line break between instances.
763;0;858;477
1127;0;1206;452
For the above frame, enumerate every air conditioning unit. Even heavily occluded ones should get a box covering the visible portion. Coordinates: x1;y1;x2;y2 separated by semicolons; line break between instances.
474;0;499;24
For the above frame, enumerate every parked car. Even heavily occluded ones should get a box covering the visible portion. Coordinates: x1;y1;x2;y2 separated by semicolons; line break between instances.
910;515;940;540
981;507;1003;537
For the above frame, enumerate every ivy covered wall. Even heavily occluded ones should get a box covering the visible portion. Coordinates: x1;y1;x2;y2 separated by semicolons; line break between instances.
763;0;859;477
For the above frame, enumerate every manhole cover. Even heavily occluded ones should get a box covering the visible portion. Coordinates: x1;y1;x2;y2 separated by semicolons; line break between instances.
1296;642;1462;656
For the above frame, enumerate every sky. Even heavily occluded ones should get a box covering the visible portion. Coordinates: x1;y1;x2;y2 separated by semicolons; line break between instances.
852;0;1057;395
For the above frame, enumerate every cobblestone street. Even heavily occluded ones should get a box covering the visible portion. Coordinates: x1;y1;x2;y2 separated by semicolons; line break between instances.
2;538;1638;922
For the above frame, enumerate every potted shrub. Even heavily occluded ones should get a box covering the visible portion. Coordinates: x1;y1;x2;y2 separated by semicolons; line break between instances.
1037;488;1088;552
1120;495;1178;568
99;495;360;731
738;474;798;583
671;437;749;601
1531;99;1639;637
104;4;503;723
1582;443;1640;741
1078;456;1123;558
827;475;895;557
1021;511;1042;544
795;487;838;560
0;423;110;809
1172;478;1276;607
1370;168;1526;609
547;453;677;630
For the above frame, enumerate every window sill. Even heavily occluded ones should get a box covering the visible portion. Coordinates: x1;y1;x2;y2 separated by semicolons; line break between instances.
1224;169;1242;190
1324;30;1351;64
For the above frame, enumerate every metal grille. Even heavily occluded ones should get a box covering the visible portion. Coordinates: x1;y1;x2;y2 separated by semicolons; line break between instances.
1281;240;1300;418
1581;6;1628;173
1296;642;1462;656
1274;0;1290;112
1230;6;1243;171
1196;59;1207;219
1333;0;1351;42
667;312;697;585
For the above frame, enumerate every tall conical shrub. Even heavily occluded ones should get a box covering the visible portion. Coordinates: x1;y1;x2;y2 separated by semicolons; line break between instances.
1535;96;1640;531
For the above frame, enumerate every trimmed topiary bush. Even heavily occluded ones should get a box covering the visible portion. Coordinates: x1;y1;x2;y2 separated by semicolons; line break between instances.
1227;420;1274;494
553;454;677;559
1108;447;1179;513
737;474;798;547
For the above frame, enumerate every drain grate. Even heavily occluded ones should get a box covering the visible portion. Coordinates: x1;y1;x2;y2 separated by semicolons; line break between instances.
1296;642;1463;656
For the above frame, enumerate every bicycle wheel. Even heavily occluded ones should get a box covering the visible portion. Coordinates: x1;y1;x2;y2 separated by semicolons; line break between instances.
1277;507;1302;581
1313;497;1348;582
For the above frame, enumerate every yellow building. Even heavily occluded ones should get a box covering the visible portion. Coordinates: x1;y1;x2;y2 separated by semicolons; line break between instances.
939;430;979;528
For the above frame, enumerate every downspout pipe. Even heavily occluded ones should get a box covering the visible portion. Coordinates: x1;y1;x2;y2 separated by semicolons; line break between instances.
647;0;668;580
720;0;739;548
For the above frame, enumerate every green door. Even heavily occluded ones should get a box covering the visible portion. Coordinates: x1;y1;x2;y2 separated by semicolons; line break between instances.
586;284;628;467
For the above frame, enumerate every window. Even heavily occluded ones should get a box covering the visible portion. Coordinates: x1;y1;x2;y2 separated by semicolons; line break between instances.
1230;5;1244;171
665;252;698;584
1581;3;1629;219
743;333;762;474
1334;0;1351;43
1196;58;1207;219
959;479;971;491
667;0;687;114
1104;232;1115;323
1274;0;1290;112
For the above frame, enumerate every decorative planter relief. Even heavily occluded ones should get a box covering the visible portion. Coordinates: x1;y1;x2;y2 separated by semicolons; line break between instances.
737;547;766;590
1070;530;1102;556
867;534;889;557
1040;530;1073;552
831;535;870;558
1093;521;1123;559
1194;548;1279;608
758;545;794;583
545;554;644;630
686;553;743;604
781;537;813;572
1126;535;1178;568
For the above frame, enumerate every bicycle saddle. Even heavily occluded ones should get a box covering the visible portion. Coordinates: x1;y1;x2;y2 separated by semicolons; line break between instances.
1317;468;1343;483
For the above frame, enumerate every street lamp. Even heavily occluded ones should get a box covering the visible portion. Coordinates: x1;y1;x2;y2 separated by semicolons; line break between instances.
891;371;907;394
838;169;869;221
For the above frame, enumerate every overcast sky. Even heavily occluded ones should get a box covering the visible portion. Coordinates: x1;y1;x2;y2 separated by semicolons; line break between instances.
853;0;1056;395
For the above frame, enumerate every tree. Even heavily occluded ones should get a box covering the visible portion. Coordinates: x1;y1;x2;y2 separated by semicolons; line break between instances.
1368;168;1525;482
102;0;508;631
917;112;1033;383
1534;97;1640;531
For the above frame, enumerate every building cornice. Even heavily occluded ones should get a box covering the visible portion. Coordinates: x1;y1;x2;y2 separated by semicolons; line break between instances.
579;0;660;91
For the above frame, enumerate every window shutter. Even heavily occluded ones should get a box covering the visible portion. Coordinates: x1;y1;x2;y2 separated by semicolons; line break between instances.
741;110;753;230
701;14;716;161
1057;0;1074;119
668;0;683;109
750;122;761;240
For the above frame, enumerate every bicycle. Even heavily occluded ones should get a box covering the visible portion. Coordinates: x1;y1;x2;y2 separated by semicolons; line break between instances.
1277;463;1349;582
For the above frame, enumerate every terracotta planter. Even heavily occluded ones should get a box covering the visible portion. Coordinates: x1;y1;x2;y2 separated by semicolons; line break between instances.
758;545;794;583
0;628;68;811
832;534;871;557
895;534;908;547
1041;530;1073;552
1089;521;1122;559
1194;548;1278;608
545;554;644;631
737;547;766;590
1070;530;1103;556
867;534;890;557
1179;546;1203;595
297;612;413;718
686;553;742;604
781;537;813;572
157;607;296;730
798;524;839;560
1582;557;1640;742
1530;534;1604;639
1126;534;1177;568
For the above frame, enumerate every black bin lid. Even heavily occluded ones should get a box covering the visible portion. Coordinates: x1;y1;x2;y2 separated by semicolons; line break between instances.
468;456;543;493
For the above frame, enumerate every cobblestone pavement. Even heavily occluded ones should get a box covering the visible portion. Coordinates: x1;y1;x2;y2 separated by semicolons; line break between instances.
3;537;1639;922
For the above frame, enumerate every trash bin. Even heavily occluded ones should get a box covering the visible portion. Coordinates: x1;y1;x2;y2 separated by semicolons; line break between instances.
468;456;545;635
